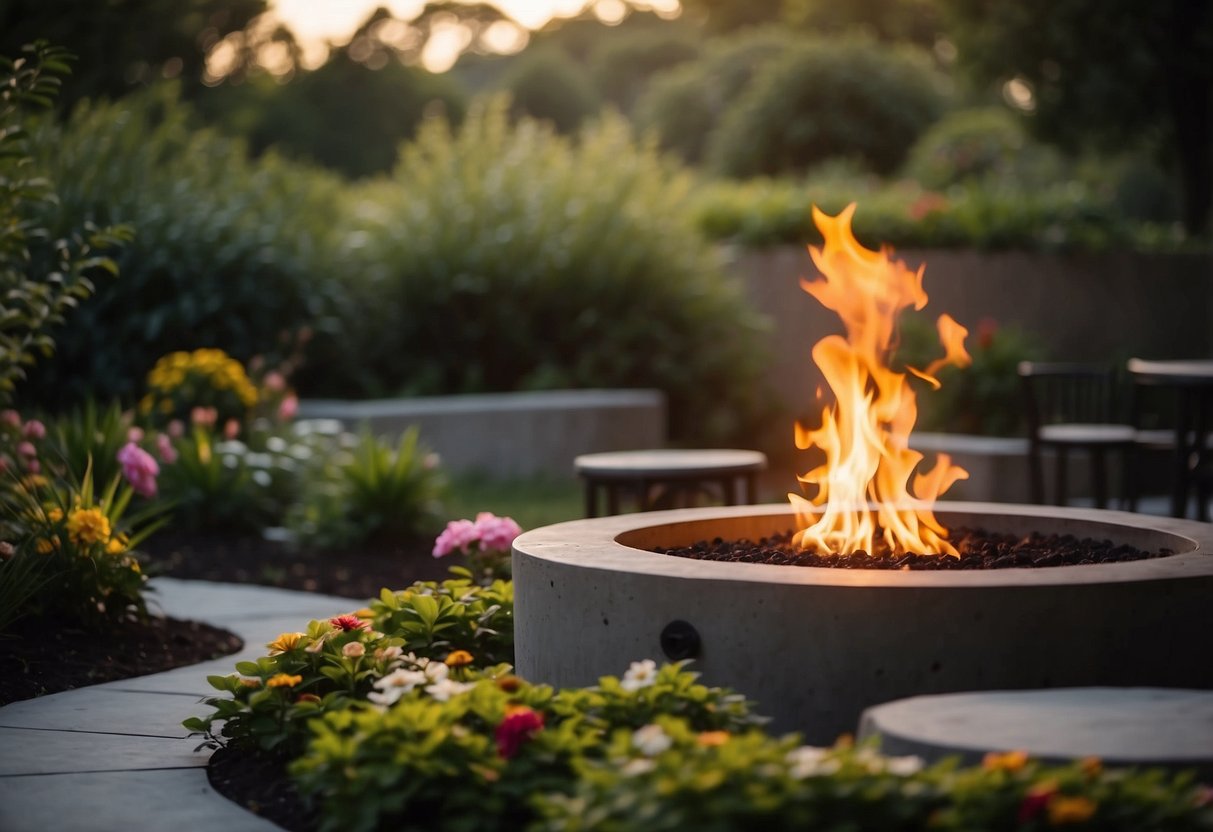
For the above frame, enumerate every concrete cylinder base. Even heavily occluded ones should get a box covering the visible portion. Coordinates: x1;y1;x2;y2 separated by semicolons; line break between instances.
512;503;1213;744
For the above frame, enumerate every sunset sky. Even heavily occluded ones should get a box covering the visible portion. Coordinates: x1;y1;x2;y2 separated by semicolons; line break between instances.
270;0;681;70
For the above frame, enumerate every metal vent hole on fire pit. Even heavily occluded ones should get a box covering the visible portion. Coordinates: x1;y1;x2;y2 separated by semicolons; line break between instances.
660;620;701;661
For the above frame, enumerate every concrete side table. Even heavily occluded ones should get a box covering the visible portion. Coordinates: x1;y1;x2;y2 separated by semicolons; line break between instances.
860;688;1213;779
573;449;768;517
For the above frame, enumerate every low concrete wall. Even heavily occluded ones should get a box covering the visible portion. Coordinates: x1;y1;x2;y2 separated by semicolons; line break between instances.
732;246;1213;457
299;389;666;478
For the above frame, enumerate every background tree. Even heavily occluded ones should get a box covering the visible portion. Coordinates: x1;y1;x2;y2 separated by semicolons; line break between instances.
941;0;1213;235
0;0;267;105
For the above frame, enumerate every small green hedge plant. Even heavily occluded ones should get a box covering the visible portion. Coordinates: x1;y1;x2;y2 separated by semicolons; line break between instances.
334;95;771;444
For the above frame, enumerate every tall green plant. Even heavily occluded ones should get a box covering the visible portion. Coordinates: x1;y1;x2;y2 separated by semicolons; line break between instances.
20;84;345;410
0;42;128;406
335;96;771;443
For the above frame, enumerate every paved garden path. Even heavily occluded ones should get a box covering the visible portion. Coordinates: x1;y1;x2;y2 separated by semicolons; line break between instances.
0;578;362;832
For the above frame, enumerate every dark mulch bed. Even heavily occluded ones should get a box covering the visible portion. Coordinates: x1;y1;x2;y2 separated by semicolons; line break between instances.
0;612;243;706
139;531;453;599
656;526;1168;569
209;745;319;832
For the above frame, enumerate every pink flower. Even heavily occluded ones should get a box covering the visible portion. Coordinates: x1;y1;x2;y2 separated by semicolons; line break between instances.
224;419;240;440
496;707;544;759
25;458;39;474
330;614;370;632
474;513;522;553
1;410;20;428
16;441;37;458
191;407;217;428
277;393;298;422
263;371;286;392
433;518;477;558
22;420;46;440
156;433;178;465
117;442;159;498
167;419;185;439
127;426;144;443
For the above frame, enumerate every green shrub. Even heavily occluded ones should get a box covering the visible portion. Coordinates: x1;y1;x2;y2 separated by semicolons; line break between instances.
336;96;771;444
286;427;446;550
46;400;134;486
0;42;129;407
904;106;1065;190
633;27;798;165
689;175;1176;252
707;36;950;178
897;315;1045;436
20;84;346;411
500;49;601;132
589;27;701;114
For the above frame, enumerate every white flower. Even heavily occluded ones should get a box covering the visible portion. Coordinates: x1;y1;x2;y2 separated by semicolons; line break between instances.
631;724;672;756
342;642;365;658
423;662;449;683
786;745;840;779
374;645;403;664
883;755;925;776
620;659;658;692
367;668;427;706
425;677;474;702
620;758;656;777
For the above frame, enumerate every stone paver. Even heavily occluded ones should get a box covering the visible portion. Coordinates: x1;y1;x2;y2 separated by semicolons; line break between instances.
860;687;1213;776
0;577;360;831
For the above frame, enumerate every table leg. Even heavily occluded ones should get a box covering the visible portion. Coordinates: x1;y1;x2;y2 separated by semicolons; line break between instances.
606;482;621;516
1196;391;1211;522
584;480;598;518
1172;389;1194;518
721;476;738;505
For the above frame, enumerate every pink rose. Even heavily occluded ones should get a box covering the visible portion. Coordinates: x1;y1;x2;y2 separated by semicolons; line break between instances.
16;441;37;458
191;407;217;428
0;410;20;428
167;419;185;438
474;512;523;553
224;419;240;440
264;371;286;392
22;419;46;440
433;519;477;558
127;426;144;443
117;442;159;498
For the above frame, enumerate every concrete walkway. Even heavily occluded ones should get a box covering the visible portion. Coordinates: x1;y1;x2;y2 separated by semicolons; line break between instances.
0;578;363;832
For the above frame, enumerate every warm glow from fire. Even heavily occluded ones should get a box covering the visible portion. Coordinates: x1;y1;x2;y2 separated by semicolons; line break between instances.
790;203;971;557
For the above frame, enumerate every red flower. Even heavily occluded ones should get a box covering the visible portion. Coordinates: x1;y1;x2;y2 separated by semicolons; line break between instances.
330;614;370;632
495;707;544;759
1018;782;1058;824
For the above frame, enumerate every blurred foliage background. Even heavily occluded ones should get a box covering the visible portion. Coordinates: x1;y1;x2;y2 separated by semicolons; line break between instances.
2;0;1211;440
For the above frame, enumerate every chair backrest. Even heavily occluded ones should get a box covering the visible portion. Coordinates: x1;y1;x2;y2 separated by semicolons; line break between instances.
1017;361;1125;436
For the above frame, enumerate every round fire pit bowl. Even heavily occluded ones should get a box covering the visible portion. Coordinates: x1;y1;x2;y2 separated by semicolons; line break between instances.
512;502;1213;743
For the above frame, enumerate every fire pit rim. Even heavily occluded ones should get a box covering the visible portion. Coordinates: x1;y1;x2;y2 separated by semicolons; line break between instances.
512;502;1213;589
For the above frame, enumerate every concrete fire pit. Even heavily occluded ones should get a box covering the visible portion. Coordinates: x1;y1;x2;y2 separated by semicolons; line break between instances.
512;503;1213;744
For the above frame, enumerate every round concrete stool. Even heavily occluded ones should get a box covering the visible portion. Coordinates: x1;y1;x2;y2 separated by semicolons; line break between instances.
574;449;767;517
860;688;1213;778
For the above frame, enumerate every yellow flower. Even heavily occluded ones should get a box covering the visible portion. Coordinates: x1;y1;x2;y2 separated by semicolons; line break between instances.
267;632;307;655
983;749;1029;772
1047;795;1097;825
1078;756;1102;777
106;534;129;555
696;731;730;747
267;673;303;688
35;538;55;554
444;650;474;667
67;508;111;547
47;507;63;523
354;608;375;619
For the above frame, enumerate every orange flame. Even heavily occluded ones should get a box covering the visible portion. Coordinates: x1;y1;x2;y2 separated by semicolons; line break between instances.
790;204;971;557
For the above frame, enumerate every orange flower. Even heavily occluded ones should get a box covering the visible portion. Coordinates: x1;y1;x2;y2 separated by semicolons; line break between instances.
239;677;262;688
67;508;110;546
296;693;321;704
266;632;306;655
983;749;1029;772
697;731;730;747
267;673;303;688
1047;795;1097;825
496;675;522;693
445;650;474;667
1079;756;1102;778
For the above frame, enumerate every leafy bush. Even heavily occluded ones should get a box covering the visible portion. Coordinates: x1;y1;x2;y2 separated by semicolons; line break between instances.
690;175;1183;252
904;106;1066;190
185;575;514;753
286;427;446;550
0;42;129;406
3;459;163;627
706;36;950;178
45;399;135;487
633;27;798;165
500;49;601;133
898;315;1045;436
20;84;346;410
588;27;701;114
334;96;771;444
